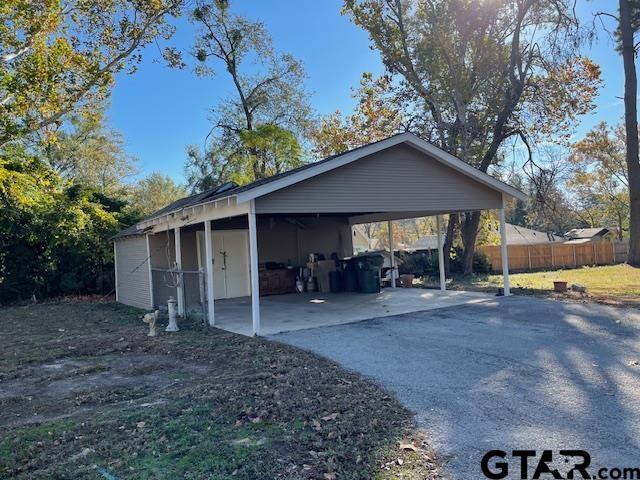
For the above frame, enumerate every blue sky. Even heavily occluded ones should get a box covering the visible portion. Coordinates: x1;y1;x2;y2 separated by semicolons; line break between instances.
108;0;625;185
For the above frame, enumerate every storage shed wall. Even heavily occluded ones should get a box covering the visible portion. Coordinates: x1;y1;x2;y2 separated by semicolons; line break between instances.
114;236;152;310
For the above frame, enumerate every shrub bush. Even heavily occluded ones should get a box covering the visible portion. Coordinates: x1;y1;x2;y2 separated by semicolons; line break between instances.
0;149;139;302
397;250;438;277
449;248;491;274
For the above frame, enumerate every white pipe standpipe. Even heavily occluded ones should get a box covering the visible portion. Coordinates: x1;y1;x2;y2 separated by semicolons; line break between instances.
388;220;396;288
174;227;185;316
499;200;511;296
204;220;215;326
436;215;446;291
248;200;261;336
166;296;179;331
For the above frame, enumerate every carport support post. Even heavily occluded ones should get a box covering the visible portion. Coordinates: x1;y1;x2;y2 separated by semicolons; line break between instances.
388;220;396;287
436;216;446;291
204;220;215;326
499;202;511;296
174;227;185;316
248;200;261;336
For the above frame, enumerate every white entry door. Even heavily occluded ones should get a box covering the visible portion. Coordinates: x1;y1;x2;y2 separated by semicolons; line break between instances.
197;230;250;299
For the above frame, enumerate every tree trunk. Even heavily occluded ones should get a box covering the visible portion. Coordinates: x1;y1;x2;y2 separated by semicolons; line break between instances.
460;211;482;275
620;0;640;266
443;214;459;274
618;210;624;241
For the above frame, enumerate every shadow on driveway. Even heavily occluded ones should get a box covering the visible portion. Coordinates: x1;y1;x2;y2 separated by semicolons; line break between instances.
272;296;640;479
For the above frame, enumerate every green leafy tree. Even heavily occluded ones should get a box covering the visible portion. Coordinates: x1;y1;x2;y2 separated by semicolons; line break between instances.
343;0;601;273
569;122;630;240
0;144;134;302
131;172;187;216
233;124;302;183
182;0;311;191
0;148;59;300
0;0;181;147
312;73;404;157
43;107;137;194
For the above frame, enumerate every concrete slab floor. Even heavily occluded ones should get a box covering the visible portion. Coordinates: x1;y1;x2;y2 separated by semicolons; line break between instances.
212;288;494;336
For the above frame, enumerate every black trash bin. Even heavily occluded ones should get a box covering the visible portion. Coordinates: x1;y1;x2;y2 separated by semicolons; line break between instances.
357;270;380;293
342;270;357;292
329;271;342;292
350;253;383;293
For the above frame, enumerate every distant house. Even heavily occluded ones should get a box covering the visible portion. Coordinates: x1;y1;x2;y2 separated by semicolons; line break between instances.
564;228;617;244
409;223;561;250
405;235;439;250
352;225;381;253
503;224;563;245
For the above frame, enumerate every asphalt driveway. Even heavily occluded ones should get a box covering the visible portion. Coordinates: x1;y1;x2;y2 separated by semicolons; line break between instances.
273;296;640;479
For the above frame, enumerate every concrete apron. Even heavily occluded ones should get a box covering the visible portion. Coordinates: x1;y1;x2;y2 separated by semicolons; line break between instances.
212;288;494;336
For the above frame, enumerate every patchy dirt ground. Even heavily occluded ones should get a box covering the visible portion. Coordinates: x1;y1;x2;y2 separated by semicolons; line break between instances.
0;301;442;479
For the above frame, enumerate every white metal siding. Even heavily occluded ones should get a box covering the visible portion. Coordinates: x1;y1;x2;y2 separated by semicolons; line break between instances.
114;236;152;310
255;144;502;214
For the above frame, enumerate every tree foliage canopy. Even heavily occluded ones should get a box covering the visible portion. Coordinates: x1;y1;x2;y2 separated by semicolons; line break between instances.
131;172;187;216
312;73;404;157
0;0;181;146
568;122;630;238
342;0;601;273
182;0;311;191
43;107;137;194
0;145;136;301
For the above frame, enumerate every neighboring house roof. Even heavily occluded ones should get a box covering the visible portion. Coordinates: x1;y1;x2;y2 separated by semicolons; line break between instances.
407;224;561;249
505;224;563;245
563;238;594;245
114;133;527;240
407;235;439;250
564;227;612;240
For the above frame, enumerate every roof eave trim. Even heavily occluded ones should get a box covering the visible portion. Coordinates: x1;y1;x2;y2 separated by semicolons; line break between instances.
136;194;239;229
236;132;527;203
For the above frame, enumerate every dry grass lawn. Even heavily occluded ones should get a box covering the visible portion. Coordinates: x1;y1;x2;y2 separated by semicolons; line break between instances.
448;264;640;305
0;300;441;480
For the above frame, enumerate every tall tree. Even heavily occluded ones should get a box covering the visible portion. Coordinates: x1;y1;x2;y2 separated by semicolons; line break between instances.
569;122;630;240
522;146;581;235
183;0;311;191
312;73;404;157
0;0;181;147
343;0;601;273
617;0;640;264
44;107;137;194
130;172;187;216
